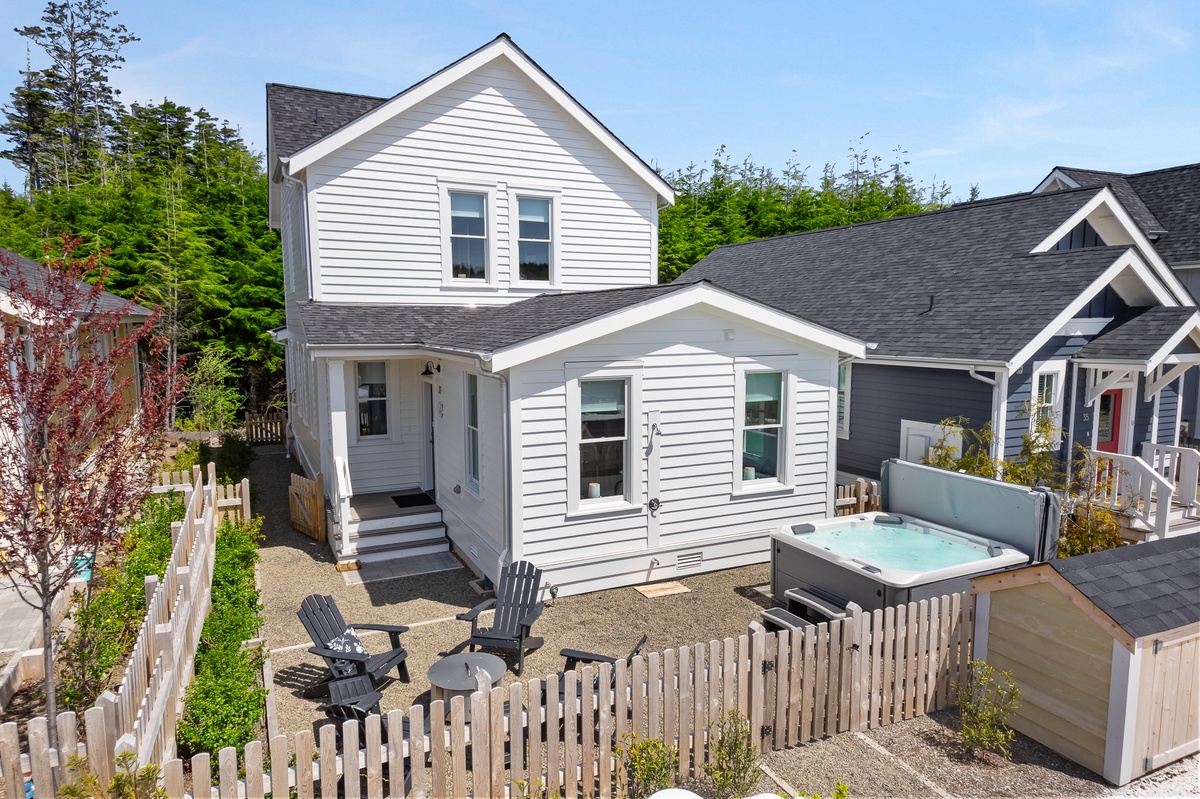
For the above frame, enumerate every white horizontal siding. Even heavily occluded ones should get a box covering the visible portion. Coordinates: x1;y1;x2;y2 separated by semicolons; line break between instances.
308;60;657;303
511;307;839;573
345;360;425;493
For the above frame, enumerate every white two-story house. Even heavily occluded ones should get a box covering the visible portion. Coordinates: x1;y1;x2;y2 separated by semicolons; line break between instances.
267;35;864;595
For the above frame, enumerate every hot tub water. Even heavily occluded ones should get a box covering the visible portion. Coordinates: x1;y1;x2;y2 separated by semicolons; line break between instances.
795;518;991;573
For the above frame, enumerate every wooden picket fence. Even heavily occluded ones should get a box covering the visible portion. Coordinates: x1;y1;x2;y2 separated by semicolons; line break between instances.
0;589;974;798
245;411;287;445
289;471;326;543
0;464;239;797
834;478;882;516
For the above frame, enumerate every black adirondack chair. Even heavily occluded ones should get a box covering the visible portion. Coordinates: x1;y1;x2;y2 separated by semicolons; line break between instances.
298;594;411;698
456;560;545;675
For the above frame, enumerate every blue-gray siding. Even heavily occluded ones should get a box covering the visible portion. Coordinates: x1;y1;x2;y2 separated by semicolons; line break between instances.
840;363;993;478
1005;337;1085;458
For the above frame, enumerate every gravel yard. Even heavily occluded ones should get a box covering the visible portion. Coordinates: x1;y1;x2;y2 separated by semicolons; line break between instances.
249;448;1197;798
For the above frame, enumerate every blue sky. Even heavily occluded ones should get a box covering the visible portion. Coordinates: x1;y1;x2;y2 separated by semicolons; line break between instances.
1;0;1197;199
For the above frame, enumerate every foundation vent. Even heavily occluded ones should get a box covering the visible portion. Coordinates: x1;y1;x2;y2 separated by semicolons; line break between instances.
676;551;703;571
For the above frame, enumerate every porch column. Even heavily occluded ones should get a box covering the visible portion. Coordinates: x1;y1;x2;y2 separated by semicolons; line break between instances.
327;359;351;555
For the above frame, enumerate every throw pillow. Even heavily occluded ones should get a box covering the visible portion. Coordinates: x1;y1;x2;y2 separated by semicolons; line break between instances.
326;628;367;655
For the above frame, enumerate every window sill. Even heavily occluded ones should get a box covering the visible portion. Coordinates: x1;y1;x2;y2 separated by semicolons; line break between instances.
730;482;794;500
566;500;644;520
837;429;850;440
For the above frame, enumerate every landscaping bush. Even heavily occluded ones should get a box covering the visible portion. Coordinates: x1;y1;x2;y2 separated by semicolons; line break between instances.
60;751;165;799
199;430;256;483
177;515;266;758
956;658;1021;759
704;710;760;799
165;440;201;473
58;494;184;711
617;733;677;799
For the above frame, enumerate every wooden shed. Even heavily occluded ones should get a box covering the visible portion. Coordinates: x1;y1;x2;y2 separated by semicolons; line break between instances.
972;534;1199;785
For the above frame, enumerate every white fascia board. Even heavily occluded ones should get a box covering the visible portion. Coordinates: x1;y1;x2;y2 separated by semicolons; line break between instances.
1055;317;1113;337
1145;311;1200;372
1008;250;1174;373
863;354;1009;372
285;38;674;205
488;284;866;372
1031;188;1191;304
1031;168;1081;194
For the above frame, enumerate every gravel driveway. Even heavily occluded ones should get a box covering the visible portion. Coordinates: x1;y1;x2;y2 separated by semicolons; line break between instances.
249;448;1198;798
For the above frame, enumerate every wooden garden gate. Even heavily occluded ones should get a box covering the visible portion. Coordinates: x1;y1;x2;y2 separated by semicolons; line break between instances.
289;472;325;543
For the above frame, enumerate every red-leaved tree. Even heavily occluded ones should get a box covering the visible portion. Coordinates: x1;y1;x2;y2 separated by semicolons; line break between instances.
0;238;183;746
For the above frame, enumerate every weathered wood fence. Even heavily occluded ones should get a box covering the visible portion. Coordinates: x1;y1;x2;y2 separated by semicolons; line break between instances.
1;589;973;798
834;477;882;516
0;463;249;796
245;412;287;445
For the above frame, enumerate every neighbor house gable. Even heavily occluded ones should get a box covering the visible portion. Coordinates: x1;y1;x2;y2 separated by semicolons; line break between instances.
281;35;672;205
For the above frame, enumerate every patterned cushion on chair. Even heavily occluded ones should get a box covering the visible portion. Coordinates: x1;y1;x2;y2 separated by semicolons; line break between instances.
326;628;367;655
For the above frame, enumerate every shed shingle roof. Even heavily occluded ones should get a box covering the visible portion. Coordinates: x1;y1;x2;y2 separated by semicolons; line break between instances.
1051;534;1200;639
1054;163;1200;265
677;188;1125;362
1072;306;1200;363
0;248;153;318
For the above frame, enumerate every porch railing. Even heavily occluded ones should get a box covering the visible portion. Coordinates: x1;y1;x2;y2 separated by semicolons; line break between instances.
1090;450;1174;539
1141;442;1200;509
334;455;353;557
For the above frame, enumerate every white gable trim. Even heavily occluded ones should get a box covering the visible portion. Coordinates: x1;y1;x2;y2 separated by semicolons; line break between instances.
284;36;674;204
1007;249;1174;373
1144;312;1200;373
1030;188;1191;304
1032;168;1082;194
487;283;866;372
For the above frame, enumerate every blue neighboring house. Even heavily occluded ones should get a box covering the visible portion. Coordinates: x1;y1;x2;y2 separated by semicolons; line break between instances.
682;171;1200;541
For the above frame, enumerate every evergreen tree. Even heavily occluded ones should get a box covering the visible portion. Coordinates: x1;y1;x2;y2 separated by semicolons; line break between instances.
0;53;57;191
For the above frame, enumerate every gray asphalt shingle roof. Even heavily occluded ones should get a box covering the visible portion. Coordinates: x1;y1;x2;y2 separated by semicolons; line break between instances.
0;248;153;318
1051;534;1200;639
267;84;387;159
1072;306;1200;363
297;283;696;352
1055;163;1200;265
677;188;1125;362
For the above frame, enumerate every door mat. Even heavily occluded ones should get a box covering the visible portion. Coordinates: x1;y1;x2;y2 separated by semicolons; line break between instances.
634;581;691;598
392;492;436;510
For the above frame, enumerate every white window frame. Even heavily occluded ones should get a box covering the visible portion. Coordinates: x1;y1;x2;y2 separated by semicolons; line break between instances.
465;372;481;494
509;186;562;287
837;362;852;439
1030;360;1067;450
565;361;643;516
349;360;400;444
733;358;796;494
439;177;499;286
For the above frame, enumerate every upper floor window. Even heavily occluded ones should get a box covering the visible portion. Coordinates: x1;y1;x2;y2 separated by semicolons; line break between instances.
450;191;487;280
517;197;552;282
356;361;388;437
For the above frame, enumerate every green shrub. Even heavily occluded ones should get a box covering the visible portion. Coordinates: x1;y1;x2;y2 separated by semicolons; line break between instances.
799;784;850;799
617;733;677;799
956;659;1021;758
199;430;256;483
165;440;201;473
59;494;183;710
177;516;267;758
704;710;760;799
59;751;165;798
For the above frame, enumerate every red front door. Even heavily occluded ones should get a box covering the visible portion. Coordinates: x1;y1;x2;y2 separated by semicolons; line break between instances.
1096;389;1123;453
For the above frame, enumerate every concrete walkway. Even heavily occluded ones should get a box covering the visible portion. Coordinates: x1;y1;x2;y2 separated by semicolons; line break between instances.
0;583;42;656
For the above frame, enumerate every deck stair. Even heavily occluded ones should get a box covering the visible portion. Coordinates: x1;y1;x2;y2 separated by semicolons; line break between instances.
330;489;449;564
1120;497;1200;542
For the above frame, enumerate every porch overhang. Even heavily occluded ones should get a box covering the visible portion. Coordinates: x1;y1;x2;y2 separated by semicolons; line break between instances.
1073;306;1200;402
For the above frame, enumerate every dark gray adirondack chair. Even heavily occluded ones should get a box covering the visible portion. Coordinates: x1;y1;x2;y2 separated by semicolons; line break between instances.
456;560;545;675
560;633;648;675
298;594;410;697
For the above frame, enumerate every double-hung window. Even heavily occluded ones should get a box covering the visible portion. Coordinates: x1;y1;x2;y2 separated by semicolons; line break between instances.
356;361;388;437
742;372;783;482
837;362;851;438
517;197;552;282
465;373;480;490
449;191;488;280
1029;361;1066;448
579;379;628;502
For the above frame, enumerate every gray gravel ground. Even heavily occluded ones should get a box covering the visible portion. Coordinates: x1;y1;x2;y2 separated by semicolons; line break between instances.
250;448;1198;798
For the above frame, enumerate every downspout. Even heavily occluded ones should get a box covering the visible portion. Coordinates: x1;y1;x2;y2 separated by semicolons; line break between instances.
477;365;513;581
968;367;1008;469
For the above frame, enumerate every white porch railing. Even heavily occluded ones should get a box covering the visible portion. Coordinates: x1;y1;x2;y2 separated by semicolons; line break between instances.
1141;442;1200;509
334;455;353;557
1090;450;1174;539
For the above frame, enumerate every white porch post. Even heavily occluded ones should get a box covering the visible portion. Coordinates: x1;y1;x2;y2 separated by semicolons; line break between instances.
328;359;352;555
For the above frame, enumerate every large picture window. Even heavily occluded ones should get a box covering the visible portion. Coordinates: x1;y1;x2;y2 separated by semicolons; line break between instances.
465;373;480;489
579;378;627;501
742;372;782;482
517;197;552;282
449;191;487;280
356;362;388;437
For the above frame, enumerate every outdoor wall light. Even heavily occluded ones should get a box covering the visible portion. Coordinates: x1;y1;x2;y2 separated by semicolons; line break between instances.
421;361;440;376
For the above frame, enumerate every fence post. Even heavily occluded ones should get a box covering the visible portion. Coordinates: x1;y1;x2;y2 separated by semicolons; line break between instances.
241;477;252;522
143;575;158;609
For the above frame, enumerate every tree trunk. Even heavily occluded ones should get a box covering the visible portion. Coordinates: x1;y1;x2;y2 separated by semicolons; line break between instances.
41;599;59;753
